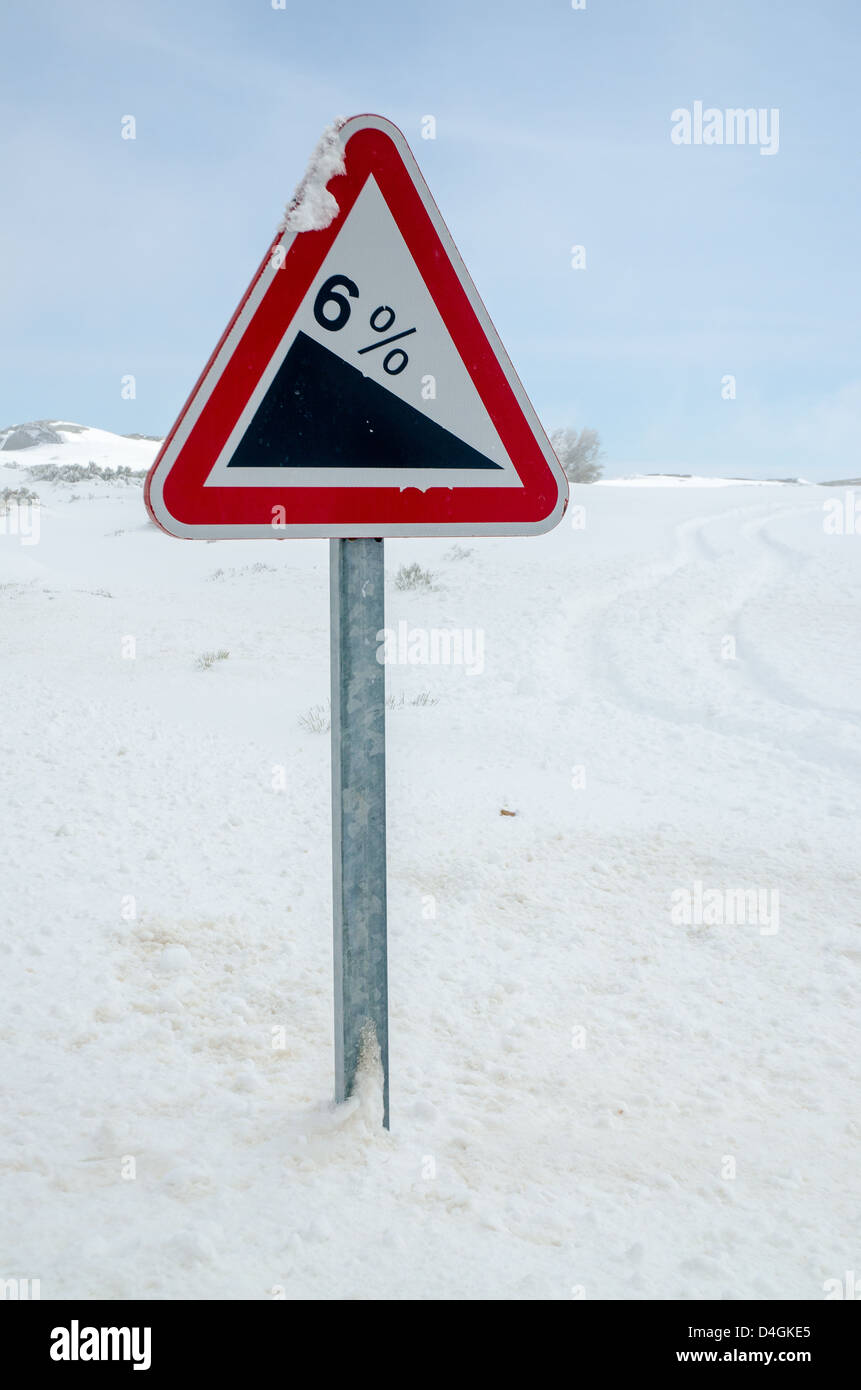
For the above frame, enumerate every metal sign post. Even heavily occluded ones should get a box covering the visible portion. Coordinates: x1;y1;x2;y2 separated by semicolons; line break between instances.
329;538;389;1128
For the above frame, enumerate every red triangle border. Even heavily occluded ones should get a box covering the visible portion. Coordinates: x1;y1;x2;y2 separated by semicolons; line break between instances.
145;115;567;538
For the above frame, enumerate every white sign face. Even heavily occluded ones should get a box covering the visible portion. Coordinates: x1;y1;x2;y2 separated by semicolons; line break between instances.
145;114;567;538
205;177;523;492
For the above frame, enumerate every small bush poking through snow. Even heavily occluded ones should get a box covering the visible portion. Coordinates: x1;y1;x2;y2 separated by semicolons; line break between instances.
549;426;604;483
387;691;439;709
299;693;437;729
25;461;147;485
1;486;39;512
298;703;330;734
208;562;276;581
196;649;230;671
394;563;437;592
444;544;473;561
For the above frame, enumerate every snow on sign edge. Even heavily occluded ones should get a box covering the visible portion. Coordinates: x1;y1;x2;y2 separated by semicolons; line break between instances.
280;118;348;234
144;113;569;540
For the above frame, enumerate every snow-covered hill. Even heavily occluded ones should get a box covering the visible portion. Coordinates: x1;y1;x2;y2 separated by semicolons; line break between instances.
0;428;858;1299
0;420;161;472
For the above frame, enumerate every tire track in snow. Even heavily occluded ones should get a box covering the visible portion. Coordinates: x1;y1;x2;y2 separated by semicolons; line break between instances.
568;497;861;783
730;509;861;726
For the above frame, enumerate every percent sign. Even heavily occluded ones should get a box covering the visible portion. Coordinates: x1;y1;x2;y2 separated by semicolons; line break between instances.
313;274;416;376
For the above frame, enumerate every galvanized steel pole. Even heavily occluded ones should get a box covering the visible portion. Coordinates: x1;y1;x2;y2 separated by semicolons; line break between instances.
329;538;390;1128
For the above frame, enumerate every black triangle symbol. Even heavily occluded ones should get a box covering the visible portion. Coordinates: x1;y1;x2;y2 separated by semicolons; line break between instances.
227;331;503;471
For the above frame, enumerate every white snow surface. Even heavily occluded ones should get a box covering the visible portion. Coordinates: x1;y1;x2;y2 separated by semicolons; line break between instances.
0;431;858;1300
280;120;347;234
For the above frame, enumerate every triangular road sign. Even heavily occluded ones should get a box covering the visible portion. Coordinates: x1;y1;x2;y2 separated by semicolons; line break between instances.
145;114;568;538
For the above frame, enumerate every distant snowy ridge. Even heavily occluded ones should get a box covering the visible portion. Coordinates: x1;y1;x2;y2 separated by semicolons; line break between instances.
0;422;837;487
0;422;163;474
597;472;816;488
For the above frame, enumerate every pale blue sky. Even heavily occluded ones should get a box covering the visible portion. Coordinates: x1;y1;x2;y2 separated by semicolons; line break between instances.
2;0;859;477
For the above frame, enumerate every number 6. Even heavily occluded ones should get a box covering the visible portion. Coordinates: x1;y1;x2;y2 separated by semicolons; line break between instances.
313;274;359;331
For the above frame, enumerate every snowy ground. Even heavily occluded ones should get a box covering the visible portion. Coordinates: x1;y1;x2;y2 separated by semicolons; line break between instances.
0;427;858;1300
